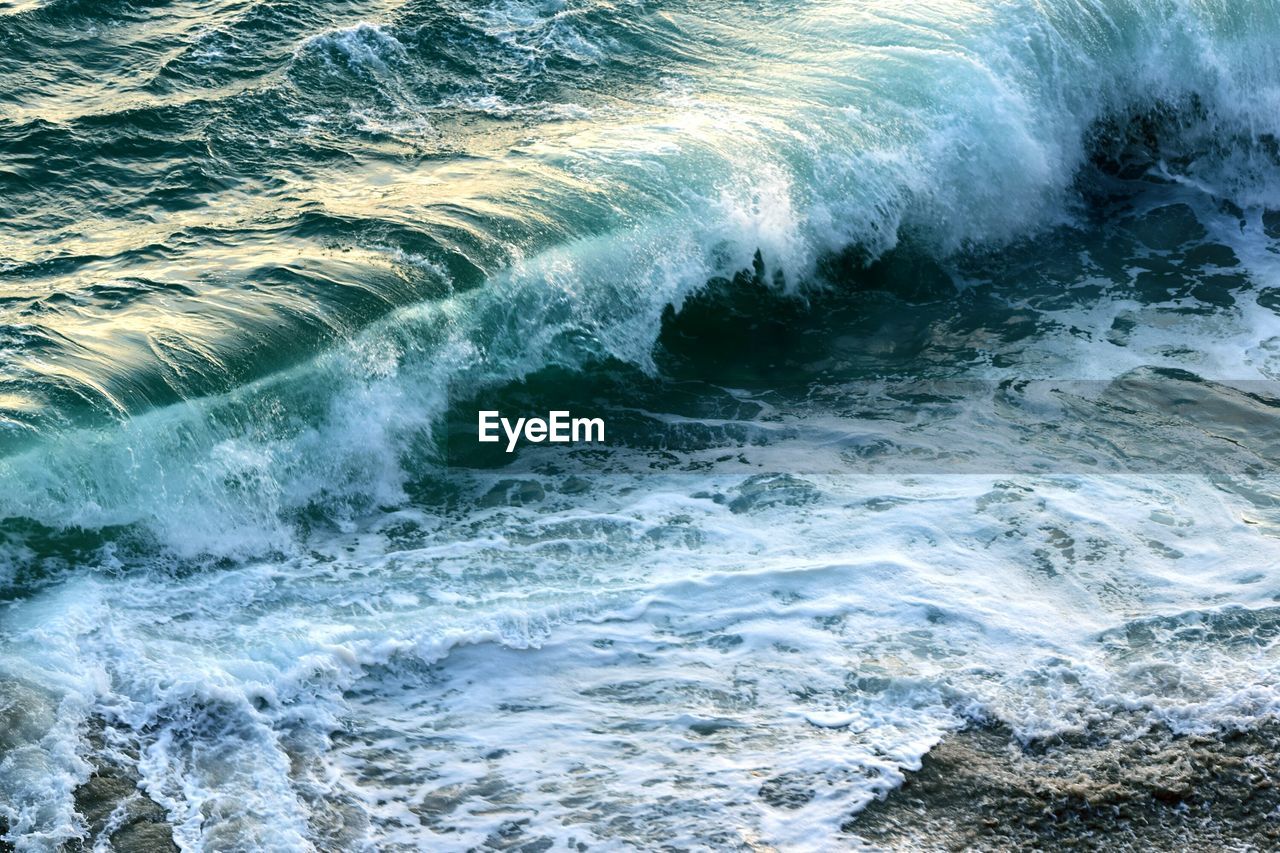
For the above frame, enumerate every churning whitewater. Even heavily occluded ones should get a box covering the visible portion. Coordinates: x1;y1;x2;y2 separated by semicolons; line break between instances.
2;0;1280;849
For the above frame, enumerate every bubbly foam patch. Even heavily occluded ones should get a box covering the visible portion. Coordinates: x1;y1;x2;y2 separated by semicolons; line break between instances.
4;456;1279;848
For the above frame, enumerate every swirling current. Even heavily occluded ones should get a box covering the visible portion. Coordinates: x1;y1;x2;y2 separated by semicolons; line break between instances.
3;0;1280;849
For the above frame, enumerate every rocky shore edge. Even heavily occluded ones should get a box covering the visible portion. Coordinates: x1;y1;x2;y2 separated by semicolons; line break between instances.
0;729;176;853
847;719;1280;851
7;717;1280;850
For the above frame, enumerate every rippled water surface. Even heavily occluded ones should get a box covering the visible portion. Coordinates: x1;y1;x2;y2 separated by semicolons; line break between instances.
2;0;1280;849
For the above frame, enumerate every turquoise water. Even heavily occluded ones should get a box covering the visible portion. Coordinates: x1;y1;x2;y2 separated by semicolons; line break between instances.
2;0;1280;849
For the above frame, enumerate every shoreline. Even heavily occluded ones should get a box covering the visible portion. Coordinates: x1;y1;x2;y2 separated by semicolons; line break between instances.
847;720;1280;851
68;748;177;853
8;716;1280;850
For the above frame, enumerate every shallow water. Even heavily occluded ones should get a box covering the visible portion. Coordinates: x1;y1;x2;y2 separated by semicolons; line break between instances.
2;0;1280;849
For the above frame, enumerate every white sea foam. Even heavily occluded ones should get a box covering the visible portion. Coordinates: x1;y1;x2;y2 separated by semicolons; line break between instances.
6;1;1280;849
466;0;622;67
4;459;1279;848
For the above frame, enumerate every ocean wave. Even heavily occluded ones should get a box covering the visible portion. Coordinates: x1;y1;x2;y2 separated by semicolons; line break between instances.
4;5;1280;845
462;0;622;66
